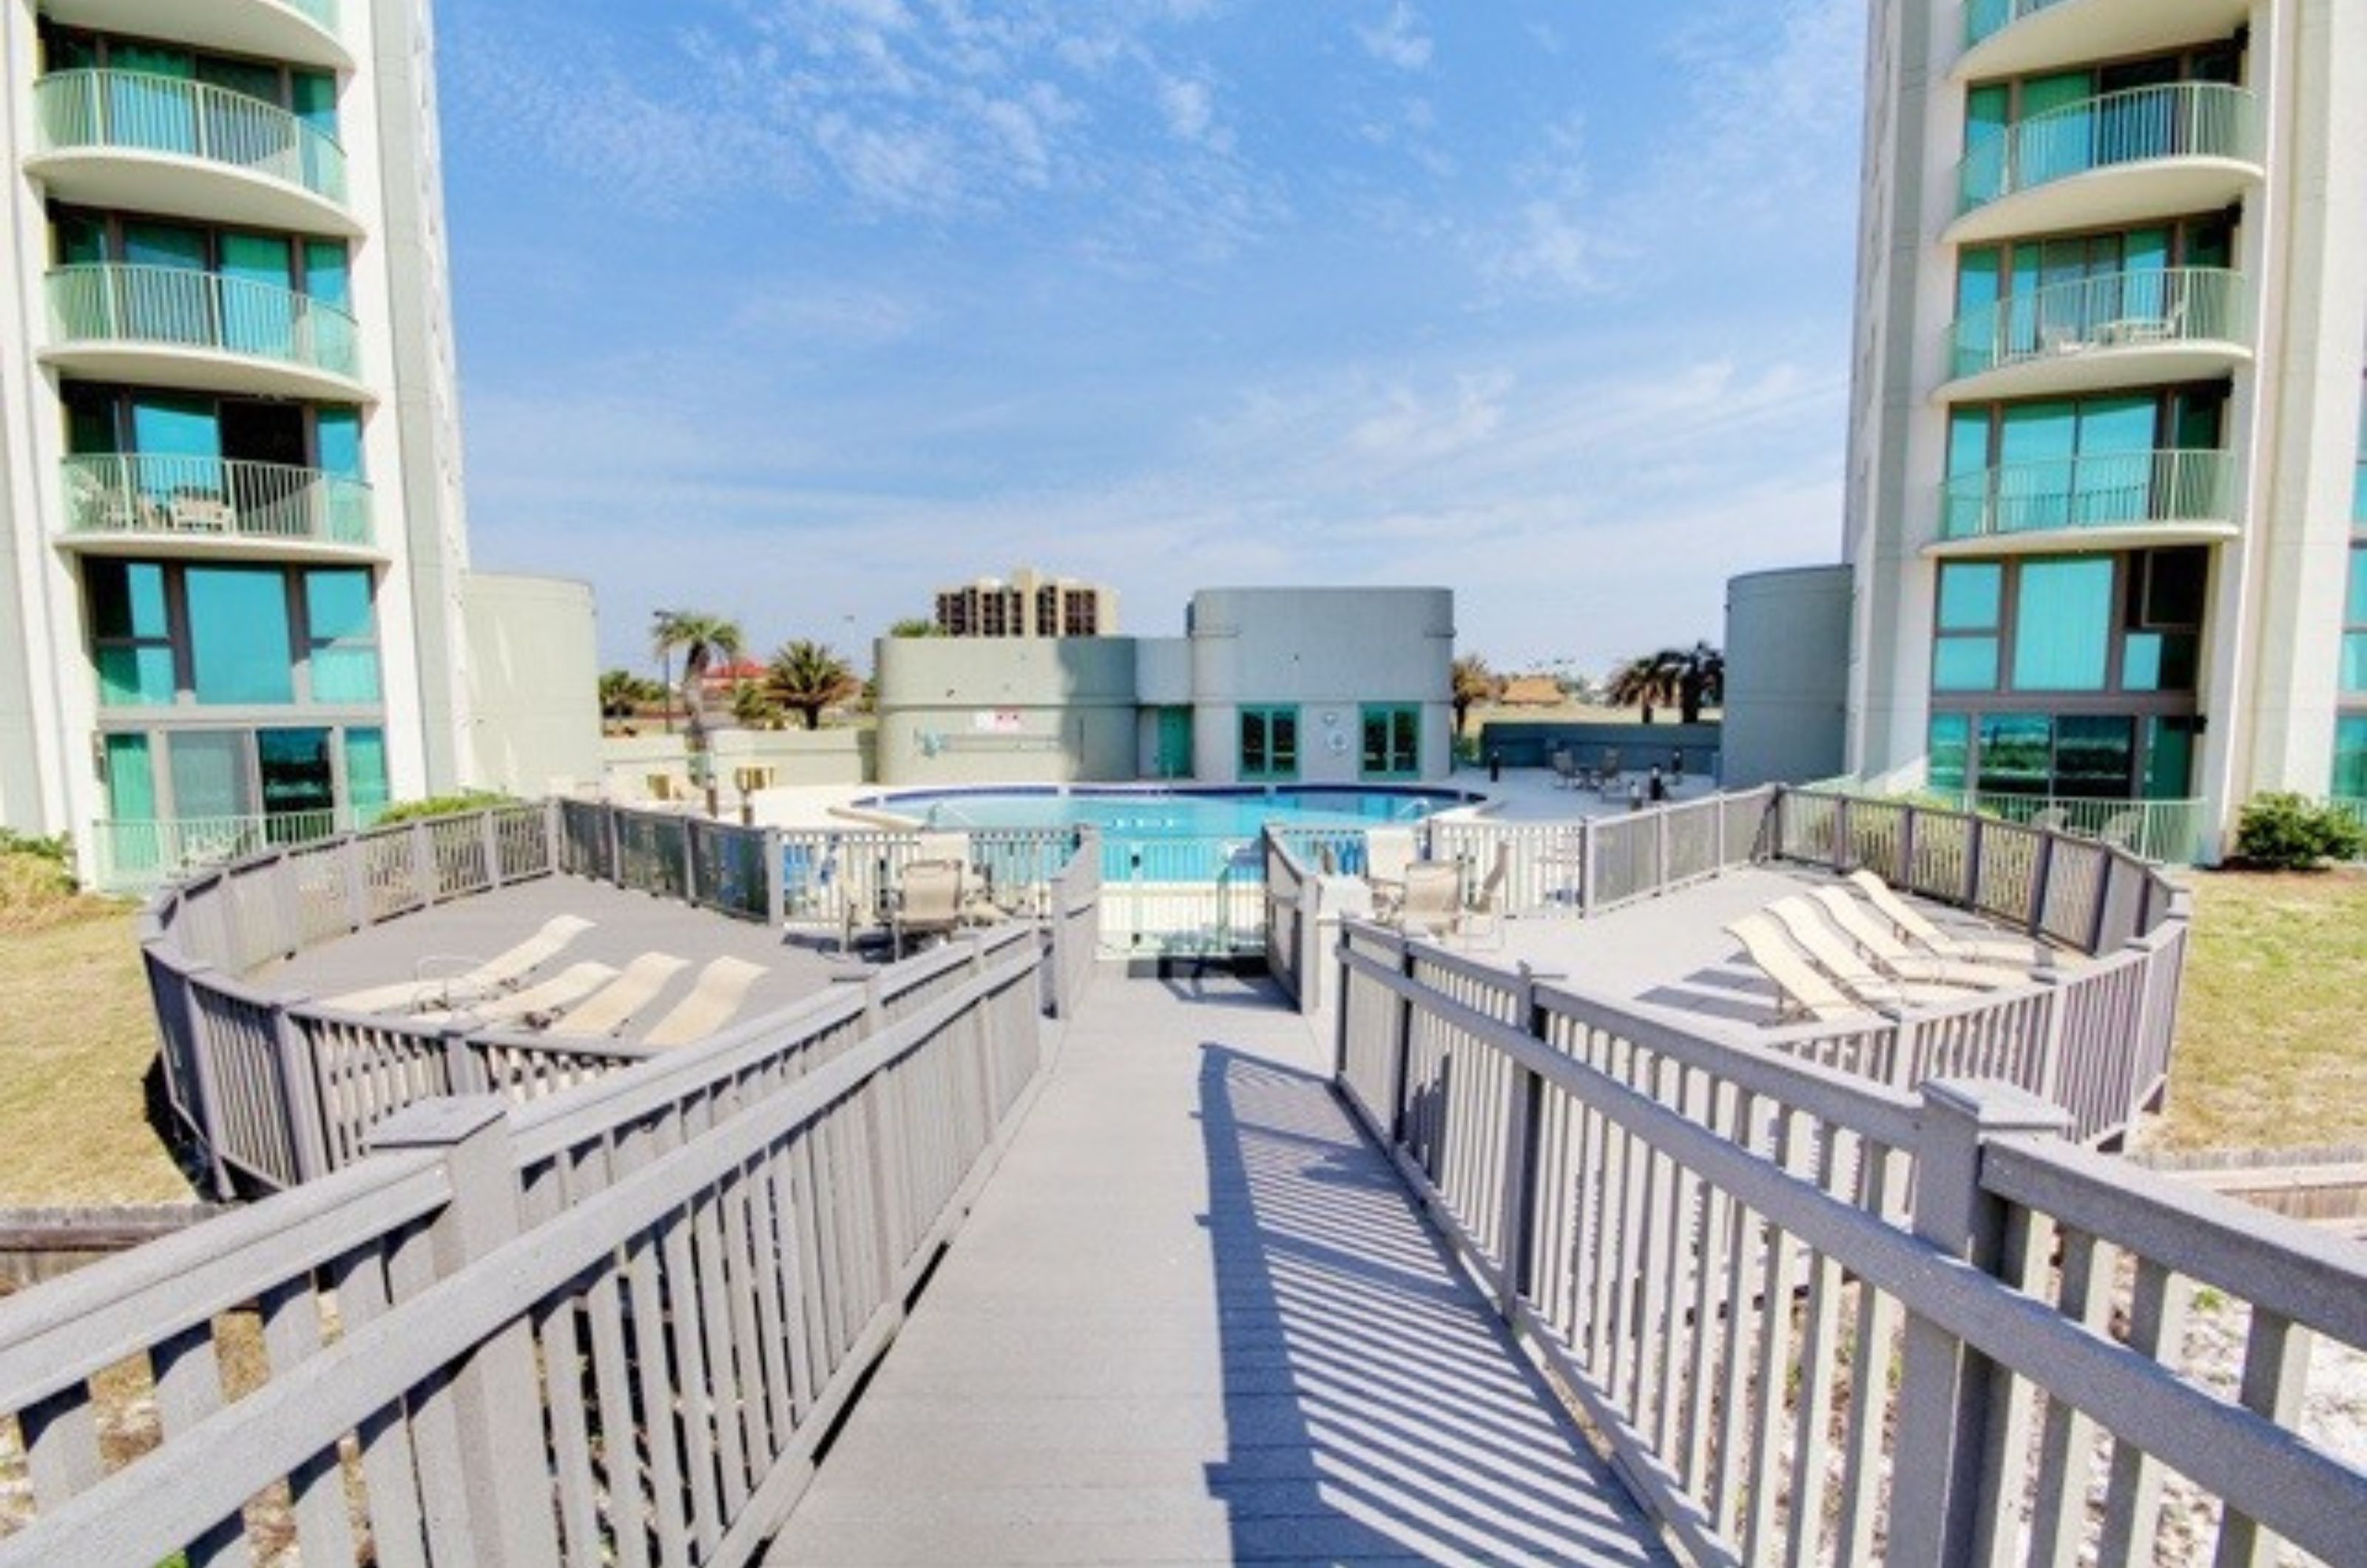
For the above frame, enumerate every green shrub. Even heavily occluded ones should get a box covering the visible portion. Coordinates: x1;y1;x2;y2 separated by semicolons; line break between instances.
372;791;517;828
0;828;71;866
2232;793;2367;871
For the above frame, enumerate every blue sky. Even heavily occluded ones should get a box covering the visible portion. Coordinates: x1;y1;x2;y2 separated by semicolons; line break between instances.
435;0;1868;679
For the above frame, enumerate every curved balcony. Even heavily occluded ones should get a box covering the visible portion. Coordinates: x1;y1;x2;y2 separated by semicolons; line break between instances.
59;454;377;558
44;264;365;402
1941;266;2250;401
38;0;348;72
1931;448;2237;556
27;71;354;237
1962;0;2253;80
1950;83;2260;246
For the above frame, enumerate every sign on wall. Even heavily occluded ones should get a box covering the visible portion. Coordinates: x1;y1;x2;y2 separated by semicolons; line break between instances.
973;709;1025;734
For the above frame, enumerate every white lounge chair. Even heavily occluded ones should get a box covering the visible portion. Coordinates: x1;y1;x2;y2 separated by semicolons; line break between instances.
1844;871;2038;967
1766;896;1975;1008
416;961;615;1029
644;956;768;1048
891;859;967;959
1806;887;2025;990
1724;914;1861;1024
326;914;594;1013
547;952;689;1038
1392;860;1463;936
1365;828;1418;914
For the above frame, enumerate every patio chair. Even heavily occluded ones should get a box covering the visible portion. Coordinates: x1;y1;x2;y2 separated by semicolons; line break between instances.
1766;896;1978;1007
1391;860;1463;936
1844;871;2038;967
1806;886;2025;989
1723;914;1862;1024
547;952;689;1038
326;914;594;1013
1597;748;1623;798
1457;843;1510;947
890;858;968;958
2098;810;2143;853
416;961;616;1029
2029;806;2070;834
1365;827;1419;914
1549;750;1579;790
644;956;768;1048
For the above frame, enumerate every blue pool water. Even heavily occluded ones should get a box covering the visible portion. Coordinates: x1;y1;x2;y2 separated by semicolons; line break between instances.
862;785;1470;839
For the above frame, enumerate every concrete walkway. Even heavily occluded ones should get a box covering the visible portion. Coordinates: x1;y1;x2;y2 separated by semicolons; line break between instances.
766;972;1672;1566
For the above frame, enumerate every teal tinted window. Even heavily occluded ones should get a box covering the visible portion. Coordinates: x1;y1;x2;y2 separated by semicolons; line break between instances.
1934;638;1998;691
1928;714;1969;791
316;408;362;479
1976;714;2052;795
98;646;176;706
2353;382;2366;523
2348;547;2367;626
186;567;293;703
1240;706;1297;780
303;240;350;308
2011;558;2113;690
168;731;251;820
1360;704;1419;778
257;727;334;817
2343;635;2367;695
2336;716;2367;800
345;727;390;817
89;561;175;706
304;570;379;703
2055;715;2133;797
1937;563;2002;629
103;734;156;820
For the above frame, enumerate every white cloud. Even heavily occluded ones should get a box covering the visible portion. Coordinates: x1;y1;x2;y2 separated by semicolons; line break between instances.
1158;76;1216;146
1357;2;1434;72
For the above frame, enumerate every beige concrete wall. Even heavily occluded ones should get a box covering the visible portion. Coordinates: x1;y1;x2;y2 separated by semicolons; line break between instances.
462;573;601;796
601;728;874;798
874;637;1138;785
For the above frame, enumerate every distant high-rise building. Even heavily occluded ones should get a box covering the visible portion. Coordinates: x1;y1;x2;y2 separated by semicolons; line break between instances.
933;567;1117;638
1838;0;2366;854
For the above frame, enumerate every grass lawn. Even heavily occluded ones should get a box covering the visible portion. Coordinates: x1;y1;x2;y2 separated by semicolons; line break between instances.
0;898;195;1205
2149;867;2367;1152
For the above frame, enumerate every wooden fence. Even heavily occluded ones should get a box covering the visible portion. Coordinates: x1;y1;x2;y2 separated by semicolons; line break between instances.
0;918;1056;1566
1333;922;2367;1567
141;801;1098;1198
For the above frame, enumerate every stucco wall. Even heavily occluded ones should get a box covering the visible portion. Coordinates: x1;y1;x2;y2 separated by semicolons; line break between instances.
1723;565;1851;788
1186;588;1455;783
462;572;602;796
874;637;1139;785
601;729;875;798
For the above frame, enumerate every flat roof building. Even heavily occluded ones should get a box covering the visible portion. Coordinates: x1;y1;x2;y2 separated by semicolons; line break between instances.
933;567;1117;639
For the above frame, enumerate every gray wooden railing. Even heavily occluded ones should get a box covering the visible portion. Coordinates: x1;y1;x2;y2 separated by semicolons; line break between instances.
0;916;1056;1565
142;801;1096;1197
1333;922;2367;1566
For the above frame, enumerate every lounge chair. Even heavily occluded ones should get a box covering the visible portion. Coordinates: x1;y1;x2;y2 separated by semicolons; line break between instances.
1766;896;1978;1007
1458;844;1510;947
644;956;768;1048
891;858;967;958
1365;828;1418;914
416;961;617;1028
547;952;689;1038
1724;914;1862;1024
326;914;594;1013
1806;887;2025;989
2029;806;2070;834
1392;860;1463;936
2098;810;2142;853
1843;870;2038;967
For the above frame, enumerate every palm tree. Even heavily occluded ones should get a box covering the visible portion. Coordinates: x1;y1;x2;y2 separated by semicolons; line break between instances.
729;679;781;730
651;609;745;757
1450;655;1500;737
1607;643;1725;724
597;668;658;720
887;616;941;638
1607;652;1684;723
1669;641;1724;725
765;640;859;731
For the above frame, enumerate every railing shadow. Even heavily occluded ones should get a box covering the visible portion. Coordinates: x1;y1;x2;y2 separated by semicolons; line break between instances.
1194;1039;1668;1564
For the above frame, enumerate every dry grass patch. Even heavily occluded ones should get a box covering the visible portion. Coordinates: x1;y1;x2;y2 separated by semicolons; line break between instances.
0;886;194;1205
2152;868;2367;1151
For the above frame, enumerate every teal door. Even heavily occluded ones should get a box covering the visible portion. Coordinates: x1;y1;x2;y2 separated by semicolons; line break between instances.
1155;708;1193;779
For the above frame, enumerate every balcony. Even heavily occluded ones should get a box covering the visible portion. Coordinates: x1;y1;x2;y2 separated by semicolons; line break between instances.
38;0;348;72
27;71;354;237
1962;0;2254;81
88;808;349;893
1933;447;2238;555
1942;266;2251;401
44;263;365;402
1950;83;2261;246
60;453;377;557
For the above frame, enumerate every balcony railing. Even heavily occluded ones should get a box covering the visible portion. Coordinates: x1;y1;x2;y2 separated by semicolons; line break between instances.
63;453;374;548
1965;0;2074;46
33;69;346;207
47;262;359;381
1920;787;2208;864
1959;82;2260;214
1948;266;2248;381
1941;447;2233;541
89;808;346;892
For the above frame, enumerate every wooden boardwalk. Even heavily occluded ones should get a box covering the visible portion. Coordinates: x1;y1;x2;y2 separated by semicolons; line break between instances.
766;971;1673;1566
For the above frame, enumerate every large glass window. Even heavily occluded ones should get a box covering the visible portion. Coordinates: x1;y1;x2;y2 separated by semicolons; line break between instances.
89;561;175;705
2343;544;2367;696
1928;714;1971;791
257;727;335;819
1360;705;1420;779
345;728;390;820
1239;706;1297;781
168;731;253;820
2336;716;2367;800
2012;558;2114;690
186;567;294;704
305;569;380;703
1934;563;2002;690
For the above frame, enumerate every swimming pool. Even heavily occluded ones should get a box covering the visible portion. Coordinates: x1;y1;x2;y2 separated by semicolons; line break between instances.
857;784;1475;839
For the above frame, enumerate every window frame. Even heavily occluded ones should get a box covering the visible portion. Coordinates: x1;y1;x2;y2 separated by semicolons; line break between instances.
1239;705;1299;782
1358;703;1422;780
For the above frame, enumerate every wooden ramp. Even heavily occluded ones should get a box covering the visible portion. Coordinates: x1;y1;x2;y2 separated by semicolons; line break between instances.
766;972;1672;1566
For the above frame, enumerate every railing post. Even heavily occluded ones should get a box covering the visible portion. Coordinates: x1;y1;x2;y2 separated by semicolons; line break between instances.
2032;972;2070;1112
1900;804;1919;888
410;820;433;907
1964;814;1985;907
1832;796;1852;872
1770;785;1789;862
1880;1004;1917;1089
1387;938;1418;1146
1888;1081;2072;1567
681;819;700;906
175;962;237;1201
1652;807;1669;896
368;1098;562;1568
1491;964;1547;1319
481;811;504;891
344;830;370;932
442;1024;491;1097
1297;876;1322;1016
1578;818;1597;918
269;998;330;1183
1331;927;1353;1082
2028;829;2056;934
544;796;564;875
765;826;786;929
607;804;625;889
